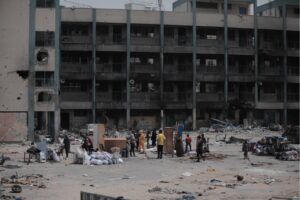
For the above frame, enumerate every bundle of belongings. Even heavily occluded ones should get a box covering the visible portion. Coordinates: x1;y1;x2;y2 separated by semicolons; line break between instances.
26;142;63;163
73;147;123;165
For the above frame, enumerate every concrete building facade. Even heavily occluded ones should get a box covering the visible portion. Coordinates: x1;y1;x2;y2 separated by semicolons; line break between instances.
0;0;299;141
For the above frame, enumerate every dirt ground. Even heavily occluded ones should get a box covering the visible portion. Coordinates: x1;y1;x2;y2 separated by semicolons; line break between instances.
0;131;299;200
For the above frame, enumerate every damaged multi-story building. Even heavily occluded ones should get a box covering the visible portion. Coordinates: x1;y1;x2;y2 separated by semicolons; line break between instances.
0;0;299;141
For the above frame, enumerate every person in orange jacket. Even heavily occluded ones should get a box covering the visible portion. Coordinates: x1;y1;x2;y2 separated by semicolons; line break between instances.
139;129;145;152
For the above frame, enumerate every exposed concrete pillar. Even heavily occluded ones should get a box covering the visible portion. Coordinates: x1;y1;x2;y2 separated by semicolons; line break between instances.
283;4;287;126
192;0;197;130
92;9;97;123
28;0;36;141
160;10;165;129
254;0;259;108
126;9;131;128
224;0;228;117
54;0;61;139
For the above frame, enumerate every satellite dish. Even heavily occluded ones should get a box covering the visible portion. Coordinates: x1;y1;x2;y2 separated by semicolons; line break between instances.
129;79;135;85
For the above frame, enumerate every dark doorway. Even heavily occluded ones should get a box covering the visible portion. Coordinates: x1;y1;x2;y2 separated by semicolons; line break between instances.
61;113;70;130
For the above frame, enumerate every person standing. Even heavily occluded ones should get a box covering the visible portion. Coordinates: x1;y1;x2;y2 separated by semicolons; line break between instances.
139;129;145;152
156;130;166;159
185;134;192;153
129;131;136;157
135;130;140;151
63;134;70;158
151;129;157;147
242;140;249;160
146;130;151;148
196;135;204;162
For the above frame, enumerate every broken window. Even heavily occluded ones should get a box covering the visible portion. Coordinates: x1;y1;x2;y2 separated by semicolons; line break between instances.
264;86;276;94
35;72;54;87
165;27;174;38
36;0;55;8
196;2;217;9
74;110;87;117
37;92;52;102
36;49;49;64
62;24;89;36
36;31;54;47
96;82;109;92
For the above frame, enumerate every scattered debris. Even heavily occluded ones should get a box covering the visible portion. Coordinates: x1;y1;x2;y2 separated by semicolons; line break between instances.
182;172;192;177
264;178;276;184
236;175;244;181
11;185;22;193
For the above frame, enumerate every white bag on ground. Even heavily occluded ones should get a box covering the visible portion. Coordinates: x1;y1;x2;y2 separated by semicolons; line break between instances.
83;150;90;165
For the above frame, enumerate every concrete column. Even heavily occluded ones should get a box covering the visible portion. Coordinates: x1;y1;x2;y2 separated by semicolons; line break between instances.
254;0;259;107
192;0;197;130
224;0;228;117
126;9;131;128
28;0;36;141
160;10;165;129
283;4;287;126
92;9;97;123
54;0;61;139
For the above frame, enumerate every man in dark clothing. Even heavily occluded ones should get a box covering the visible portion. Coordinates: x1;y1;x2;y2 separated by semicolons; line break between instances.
146;130;151;148
135;130;140;151
196;135;205;162
151;129;157;147
242;140;249;160
129;131;136;157
63;134;70;158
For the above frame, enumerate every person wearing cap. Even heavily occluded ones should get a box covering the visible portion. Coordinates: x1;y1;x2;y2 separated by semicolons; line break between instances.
156;129;166;159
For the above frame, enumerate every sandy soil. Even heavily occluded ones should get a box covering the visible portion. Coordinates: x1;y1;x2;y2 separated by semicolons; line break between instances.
0;131;299;200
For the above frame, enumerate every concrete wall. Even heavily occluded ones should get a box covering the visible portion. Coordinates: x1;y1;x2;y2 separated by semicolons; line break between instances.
96;9;127;23
0;0;29;112
36;8;56;31
0;113;27;142
61;8;92;22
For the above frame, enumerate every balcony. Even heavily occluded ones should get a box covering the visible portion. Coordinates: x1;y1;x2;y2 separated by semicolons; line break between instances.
163;92;192;109
96;92;126;109
61;36;92;51
61;91;91;102
259;93;282;102
260;41;283;50
239;92;254;102
259;67;281;76
97;34;126;45
229;66;254;82
164;64;192;81
35;78;54;88
96;64;126;80
287;40;299;50
131;36;159;46
197;92;224;102
287;93;299;102
131;92;160;108
61;63;92;79
131;64;160;80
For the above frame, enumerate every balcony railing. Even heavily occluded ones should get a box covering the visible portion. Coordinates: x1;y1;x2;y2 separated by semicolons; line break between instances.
197;92;224;102
239;92;254;101
259;67;281;76
229;66;254;75
61;35;91;44
131;92;160;103
96;63;125;73
96;92;126;102
259;93;282;102
61;91;91;102
197;65;224;73
260;41;282;49
163;92;192;103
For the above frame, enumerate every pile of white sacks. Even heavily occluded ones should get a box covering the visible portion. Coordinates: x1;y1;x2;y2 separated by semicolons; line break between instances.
73;148;124;165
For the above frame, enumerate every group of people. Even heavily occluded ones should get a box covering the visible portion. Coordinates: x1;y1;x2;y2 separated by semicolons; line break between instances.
127;128;166;159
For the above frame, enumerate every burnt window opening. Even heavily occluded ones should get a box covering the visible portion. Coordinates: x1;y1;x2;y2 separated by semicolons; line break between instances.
35;72;54;87
74;110;87;117
36;49;49;63
197;28;218;40
96;82;109;92
16;70;29;79
196;2;218;9
37;92;52;102
62;24;89;36
131;26;155;38
36;0;55;8
36;31;55;47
